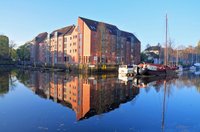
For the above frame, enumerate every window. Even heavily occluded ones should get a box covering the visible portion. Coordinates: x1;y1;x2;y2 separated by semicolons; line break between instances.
73;35;77;39
131;49;133;52
64;38;67;42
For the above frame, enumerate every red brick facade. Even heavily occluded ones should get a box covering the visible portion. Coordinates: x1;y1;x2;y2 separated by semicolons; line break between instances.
30;17;141;66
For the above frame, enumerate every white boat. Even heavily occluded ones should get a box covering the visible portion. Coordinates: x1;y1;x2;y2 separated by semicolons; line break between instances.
190;66;196;71
176;65;183;72
118;65;134;75
118;73;133;84
194;63;200;71
194;63;200;67
194;71;200;75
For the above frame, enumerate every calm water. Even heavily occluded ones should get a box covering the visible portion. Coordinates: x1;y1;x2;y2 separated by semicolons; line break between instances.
0;70;200;132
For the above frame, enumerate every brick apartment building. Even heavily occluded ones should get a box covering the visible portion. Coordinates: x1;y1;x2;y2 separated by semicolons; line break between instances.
78;17;141;65
30;17;141;66
30;32;48;64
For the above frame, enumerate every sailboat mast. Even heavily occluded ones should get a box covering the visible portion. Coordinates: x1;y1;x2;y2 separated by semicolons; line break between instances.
176;49;178;66
165;14;168;65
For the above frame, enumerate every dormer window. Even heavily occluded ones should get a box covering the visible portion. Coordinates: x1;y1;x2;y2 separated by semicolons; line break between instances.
90;26;96;30
54;32;58;37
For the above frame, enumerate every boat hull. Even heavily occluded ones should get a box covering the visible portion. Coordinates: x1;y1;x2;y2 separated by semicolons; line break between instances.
137;63;177;76
145;69;166;76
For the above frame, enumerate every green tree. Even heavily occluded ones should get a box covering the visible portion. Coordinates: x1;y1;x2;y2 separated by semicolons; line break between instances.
141;52;147;62
0;35;9;59
9;40;17;60
16;44;30;61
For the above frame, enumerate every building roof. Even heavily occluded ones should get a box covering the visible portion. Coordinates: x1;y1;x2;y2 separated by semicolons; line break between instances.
146;52;159;58
120;30;134;37
79;17;140;42
79;17;98;31
50;25;75;38
120;30;140;43
35;32;48;43
79;17;118;35
105;23;118;35
145;46;161;51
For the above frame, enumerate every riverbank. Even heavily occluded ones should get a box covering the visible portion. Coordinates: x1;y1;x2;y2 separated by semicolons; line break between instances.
15;63;119;74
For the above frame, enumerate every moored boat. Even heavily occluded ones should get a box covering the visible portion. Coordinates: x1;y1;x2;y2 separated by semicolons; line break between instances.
176;65;183;72
135;14;178;76
194;63;200;71
189;66;196;71
136;63;177;76
118;65;134;76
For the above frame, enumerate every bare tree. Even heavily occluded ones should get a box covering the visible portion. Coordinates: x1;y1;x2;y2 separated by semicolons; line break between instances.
167;39;175;64
9;40;16;59
146;44;151;50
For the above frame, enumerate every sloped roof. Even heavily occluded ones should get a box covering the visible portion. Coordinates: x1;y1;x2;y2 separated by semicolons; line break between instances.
145;46;161;51
50;25;75;38
79;17;98;31
146;52;159;58
79;17;140;42
105;23;118;35
79;17;118;35
120;30;140;43
120;30;134;37
35;32;48;43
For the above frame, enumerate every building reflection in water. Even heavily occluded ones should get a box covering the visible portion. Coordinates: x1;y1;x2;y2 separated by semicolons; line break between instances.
20;71;139;120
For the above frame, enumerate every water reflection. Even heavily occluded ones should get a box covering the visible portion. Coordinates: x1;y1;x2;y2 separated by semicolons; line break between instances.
13;70;200;122
16;71;139;120
1;70;200;131
0;70;9;96
132;76;173;89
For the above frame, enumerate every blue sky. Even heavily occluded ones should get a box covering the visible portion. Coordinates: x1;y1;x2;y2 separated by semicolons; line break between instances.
0;0;200;50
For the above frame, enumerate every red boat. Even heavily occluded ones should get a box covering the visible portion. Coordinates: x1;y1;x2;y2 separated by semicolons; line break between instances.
137;63;178;76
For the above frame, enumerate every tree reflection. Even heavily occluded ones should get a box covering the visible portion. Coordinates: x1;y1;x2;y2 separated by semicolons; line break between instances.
0;69;13;96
